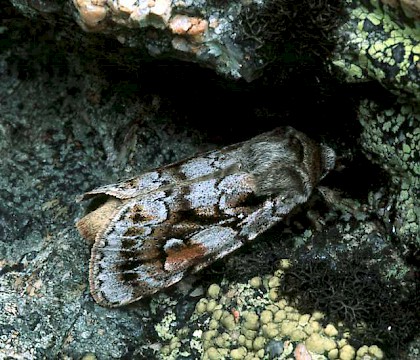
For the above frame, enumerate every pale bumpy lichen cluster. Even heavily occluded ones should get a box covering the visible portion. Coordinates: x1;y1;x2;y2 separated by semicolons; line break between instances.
358;99;419;244
332;0;420;103
156;260;384;360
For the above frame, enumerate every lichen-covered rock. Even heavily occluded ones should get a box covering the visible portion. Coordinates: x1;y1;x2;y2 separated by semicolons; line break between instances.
332;0;420;103
0;19;206;358
9;0;420;93
2;1;419;358
9;0;343;81
153;253;391;360
331;0;420;248
151;214;417;359
71;0;252;78
8;0;260;79
358;99;419;245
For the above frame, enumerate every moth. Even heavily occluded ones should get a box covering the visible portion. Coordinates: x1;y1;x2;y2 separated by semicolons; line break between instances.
76;127;336;307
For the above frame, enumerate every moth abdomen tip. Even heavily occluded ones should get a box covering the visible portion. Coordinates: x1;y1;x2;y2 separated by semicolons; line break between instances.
76;198;121;243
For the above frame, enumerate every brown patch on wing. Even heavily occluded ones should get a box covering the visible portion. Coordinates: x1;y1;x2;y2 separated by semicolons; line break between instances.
123;226;146;237
129;204;154;223
76;198;122;243
164;242;207;272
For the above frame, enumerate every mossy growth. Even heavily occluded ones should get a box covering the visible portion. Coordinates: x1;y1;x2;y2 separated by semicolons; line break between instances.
280;245;420;357
239;0;346;74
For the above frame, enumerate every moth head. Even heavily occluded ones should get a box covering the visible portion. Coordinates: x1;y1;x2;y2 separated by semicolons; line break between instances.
243;127;336;200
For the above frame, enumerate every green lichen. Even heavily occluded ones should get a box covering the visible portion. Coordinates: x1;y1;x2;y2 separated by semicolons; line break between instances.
358;99;419;245
332;0;420;103
207;284;221;299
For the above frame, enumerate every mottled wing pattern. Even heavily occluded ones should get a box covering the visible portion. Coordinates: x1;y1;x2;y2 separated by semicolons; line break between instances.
90;171;257;306
79;143;242;201
78;127;336;307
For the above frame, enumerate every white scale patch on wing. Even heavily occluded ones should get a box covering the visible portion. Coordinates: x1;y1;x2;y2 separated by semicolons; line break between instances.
95;271;136;305
95;261;177;306
186;178;219;210
190;226;240;255
239;199;282;240
190;226;242;273
180;156;216;179
180;150;240;179
217;173;255;213
124;171;173;196
107;192;168;235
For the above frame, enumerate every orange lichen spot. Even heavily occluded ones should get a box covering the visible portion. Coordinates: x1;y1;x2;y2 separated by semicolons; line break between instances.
231;307;240;322
26;278;43;297
294;343;312;360
169;15;208;36
74;0;107;30
119;0;137;14
209;18;219;29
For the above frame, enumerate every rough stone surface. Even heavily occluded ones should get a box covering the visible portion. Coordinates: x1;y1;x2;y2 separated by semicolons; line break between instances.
358;100;419;244
8;0;262;80
0;15;207;358
331;0;420;246
153;217;416;360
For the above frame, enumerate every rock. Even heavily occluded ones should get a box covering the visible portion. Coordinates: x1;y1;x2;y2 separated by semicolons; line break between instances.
0;17;204;357
8;0;343;81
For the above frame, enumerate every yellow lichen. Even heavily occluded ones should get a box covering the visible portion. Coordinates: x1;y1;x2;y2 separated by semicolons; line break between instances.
207;284;221;299
339;344;356;360
249;276;262;288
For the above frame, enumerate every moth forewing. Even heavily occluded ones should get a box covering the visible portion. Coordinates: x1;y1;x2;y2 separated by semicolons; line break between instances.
77;127;336;307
